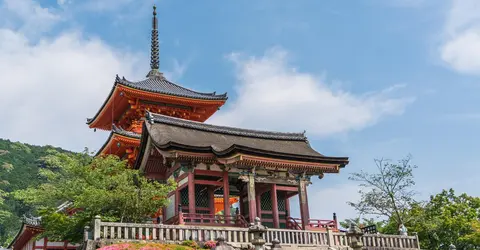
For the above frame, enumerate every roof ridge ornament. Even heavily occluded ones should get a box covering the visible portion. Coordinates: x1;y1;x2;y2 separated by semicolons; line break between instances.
146;5;165;79
146;111;155;124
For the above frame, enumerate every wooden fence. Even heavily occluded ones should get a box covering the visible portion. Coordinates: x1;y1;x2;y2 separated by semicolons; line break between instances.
87;216;420;249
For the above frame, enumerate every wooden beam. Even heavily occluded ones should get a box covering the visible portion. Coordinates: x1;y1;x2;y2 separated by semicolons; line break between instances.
246;174;257;223
271;184;279;228
208;187;215;215
194;180;223;186
223;171;230;224
298;179;310;230
256;194;261;222
276;186;298;192
188;170;195;214
195;169;223;177
253;175;299;186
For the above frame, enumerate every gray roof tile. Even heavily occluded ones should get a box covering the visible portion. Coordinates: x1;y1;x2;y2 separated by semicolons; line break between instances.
116;75;228;101
112;125;141;139
146;111;307;141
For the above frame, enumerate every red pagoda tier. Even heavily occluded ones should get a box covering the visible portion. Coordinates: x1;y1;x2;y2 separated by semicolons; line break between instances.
87;5;227;163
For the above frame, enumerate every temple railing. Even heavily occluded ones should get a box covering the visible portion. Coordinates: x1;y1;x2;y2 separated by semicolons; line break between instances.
286;217;338;231
181;213;249;228
88;216;420;249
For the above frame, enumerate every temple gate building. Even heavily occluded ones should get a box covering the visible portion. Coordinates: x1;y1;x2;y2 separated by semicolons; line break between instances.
87;5;349;231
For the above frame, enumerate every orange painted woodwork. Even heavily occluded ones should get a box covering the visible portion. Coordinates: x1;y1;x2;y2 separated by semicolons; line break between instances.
88;85;226;132
214;197;239;214
98;134;140;166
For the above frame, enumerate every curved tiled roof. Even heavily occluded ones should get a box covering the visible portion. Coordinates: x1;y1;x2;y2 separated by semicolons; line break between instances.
116;75;228;101
95;126;141;156
136;112;349;169
146;111;307;141
112;125;141;139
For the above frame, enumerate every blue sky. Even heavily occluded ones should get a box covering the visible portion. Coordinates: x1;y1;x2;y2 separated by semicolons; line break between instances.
1;0;479;223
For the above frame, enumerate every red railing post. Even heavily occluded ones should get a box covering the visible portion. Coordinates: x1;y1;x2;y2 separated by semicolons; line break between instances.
178;204;184;225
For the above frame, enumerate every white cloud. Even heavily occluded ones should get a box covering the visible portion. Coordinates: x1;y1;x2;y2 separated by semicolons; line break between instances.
0;0;61;34
0;1;144;152
81;0;138;12
163;58;190;81
440;0;480;75
209;48;413;136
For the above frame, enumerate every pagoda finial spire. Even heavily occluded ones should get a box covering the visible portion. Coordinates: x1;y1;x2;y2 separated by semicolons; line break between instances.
146;4;164;79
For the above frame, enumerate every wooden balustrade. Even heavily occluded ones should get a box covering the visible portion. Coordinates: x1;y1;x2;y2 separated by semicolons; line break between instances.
88;217;420;249
264;228;335;246
361;233;420;249
92;221;251;243
286;217;338;231
182;213;249;228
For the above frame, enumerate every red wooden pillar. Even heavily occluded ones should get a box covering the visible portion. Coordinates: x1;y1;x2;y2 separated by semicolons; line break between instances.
208;187;215;215
285;197;290;216
246;174;257;223
271;184;279;228
285;197;290;226
298;179;310;230
175;189;180;215
188;170;195;214
256;194;261;220
223;171;231;223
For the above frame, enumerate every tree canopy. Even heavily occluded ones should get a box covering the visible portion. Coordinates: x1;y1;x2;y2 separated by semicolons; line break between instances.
348;155;417;225
0;139;71;247
407;189;480;249
14;151;176;243
347;155;480;249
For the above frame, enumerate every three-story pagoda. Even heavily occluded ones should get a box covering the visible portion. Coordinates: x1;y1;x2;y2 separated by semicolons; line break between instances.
87;6;227;165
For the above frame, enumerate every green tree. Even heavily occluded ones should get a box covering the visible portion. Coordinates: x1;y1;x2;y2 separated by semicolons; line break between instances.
339;217;386;232
0;138;73;247
14;151;176;243
408;189;480;250
348;155;417;225
0;162;13;248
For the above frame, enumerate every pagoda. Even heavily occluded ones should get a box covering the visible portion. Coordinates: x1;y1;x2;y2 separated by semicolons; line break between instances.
89;6;350;231
87;5;227;165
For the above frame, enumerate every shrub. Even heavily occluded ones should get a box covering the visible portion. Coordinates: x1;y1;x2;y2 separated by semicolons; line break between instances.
181;240;199;249
203;240;216;249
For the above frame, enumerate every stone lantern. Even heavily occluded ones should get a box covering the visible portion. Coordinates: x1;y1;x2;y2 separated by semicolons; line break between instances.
248;217;268;250
346;223;364;250
212;235;234;250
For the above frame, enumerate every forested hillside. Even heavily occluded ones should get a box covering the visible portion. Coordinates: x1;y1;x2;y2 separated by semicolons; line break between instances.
0;138;72;247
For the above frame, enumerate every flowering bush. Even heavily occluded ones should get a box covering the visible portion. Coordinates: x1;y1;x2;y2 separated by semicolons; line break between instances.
181;240;199;249
203;240;216;249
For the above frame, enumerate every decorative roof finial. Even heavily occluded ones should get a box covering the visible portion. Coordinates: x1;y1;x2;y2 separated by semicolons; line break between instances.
146;4;164;79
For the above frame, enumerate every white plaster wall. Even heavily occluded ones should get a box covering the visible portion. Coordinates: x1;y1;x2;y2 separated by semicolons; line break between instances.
178;176;188;187
22;239;33;250
35;238;44;247
166;194;175;220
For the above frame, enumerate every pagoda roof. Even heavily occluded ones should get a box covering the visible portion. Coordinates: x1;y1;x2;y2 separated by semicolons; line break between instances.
112;125;142;139
86;75;227;125
139;112;349;165
96;125;141;156
117;75;228;101
87;6;227;129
